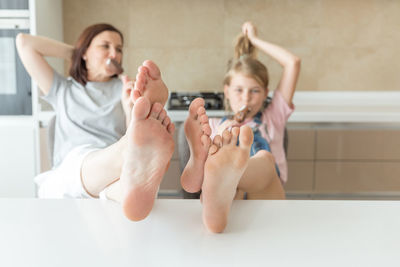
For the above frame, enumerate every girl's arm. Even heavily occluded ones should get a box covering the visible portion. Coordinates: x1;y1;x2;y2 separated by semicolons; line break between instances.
16;33;74;95
243;22;301;106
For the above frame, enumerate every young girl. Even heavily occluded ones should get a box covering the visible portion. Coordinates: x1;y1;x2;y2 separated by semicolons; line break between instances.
181;22;300;232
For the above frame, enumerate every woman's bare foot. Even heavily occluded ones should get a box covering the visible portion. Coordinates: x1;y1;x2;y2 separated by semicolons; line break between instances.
121;96;175;221
131;60;169;106
201;126;253;233
180;98;211;193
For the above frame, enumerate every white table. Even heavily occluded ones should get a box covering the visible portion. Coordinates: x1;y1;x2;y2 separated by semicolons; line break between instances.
1;199;399;267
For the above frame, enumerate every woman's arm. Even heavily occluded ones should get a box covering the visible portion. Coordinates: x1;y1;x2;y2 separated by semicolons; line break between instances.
16;33;74;95
243;22;301;106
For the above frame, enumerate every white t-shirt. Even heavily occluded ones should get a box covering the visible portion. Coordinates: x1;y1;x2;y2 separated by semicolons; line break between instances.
43;70;126;167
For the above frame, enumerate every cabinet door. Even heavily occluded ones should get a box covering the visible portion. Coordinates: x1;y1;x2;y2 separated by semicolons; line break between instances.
0;0;29;9
0;28;32;115
0;119;36;197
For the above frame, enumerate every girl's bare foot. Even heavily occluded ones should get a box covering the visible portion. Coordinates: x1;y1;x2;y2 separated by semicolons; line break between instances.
201;126;253;233
121;96;175;221
180;98;211;193
131;60;169;106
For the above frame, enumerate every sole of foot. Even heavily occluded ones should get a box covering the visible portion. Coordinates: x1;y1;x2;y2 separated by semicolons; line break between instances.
201;126;253;233
121;95;175;221
180;97;211;193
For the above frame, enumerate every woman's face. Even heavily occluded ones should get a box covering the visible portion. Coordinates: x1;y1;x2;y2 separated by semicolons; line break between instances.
224;73;268;119
83;30;123;82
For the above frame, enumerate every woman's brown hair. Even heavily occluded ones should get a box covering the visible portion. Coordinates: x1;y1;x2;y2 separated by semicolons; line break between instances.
69;23;123;86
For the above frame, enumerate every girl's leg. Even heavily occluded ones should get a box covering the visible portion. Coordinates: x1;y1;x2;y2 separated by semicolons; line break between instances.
246;175;285;199
237;150;285;199
202;126;253;233
180;98;212;193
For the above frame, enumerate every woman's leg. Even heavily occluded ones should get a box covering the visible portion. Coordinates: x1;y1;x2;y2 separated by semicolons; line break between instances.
80;60;170;198
80;138;126;197
120;96;174;221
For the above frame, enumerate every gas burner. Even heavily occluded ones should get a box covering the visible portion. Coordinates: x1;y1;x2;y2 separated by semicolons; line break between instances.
168;92;224;110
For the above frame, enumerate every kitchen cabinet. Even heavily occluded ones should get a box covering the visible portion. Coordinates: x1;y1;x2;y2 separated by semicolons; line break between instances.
285;124;400;200
0;0;63;197
0;118;36;197
38;111;400;200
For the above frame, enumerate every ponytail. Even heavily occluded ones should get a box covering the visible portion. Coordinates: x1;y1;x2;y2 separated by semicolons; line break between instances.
234;33;256;60
224;33;268;89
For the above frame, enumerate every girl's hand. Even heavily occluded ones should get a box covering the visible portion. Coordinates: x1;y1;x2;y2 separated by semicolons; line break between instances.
242;21;257;41
120;75;135;117
216;119;240;136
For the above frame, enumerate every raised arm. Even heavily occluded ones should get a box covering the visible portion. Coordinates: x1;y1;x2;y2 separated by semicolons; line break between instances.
16;33;74;95
242;22;301;106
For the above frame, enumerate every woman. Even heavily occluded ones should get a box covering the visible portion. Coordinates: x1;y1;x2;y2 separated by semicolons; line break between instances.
16;23;174;221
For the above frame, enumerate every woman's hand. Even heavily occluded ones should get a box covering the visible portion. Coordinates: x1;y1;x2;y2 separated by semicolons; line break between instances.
15;34;73;95
242;21;257;41
120;75;135;124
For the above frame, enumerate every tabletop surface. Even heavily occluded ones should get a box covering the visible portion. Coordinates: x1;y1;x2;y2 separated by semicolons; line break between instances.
1;198;399;267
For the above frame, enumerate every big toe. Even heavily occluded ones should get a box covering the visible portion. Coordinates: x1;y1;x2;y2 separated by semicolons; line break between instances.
143;60;161;80
132;96;151;121
239;125;254;148
189;98;205;118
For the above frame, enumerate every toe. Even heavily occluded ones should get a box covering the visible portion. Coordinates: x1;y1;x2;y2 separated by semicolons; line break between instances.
188;98;205;119
162;116;171;127
131;89;142;103
131;96;151;121
197;106;206;117
149;102;163;119
208;144;219;155
201;134;211;149
202;124;212;136
135;68;147;84
167;122;175;134
134;78;145;94
158;109;167;122
143;60;161;80
239;125;254;148
231;126;240;144
199;114;209;124
213;135;222;147
138;65;148;76
222;129;232;145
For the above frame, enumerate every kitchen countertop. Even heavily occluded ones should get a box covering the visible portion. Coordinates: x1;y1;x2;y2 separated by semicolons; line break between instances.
38;105;400;126
168;106;400;123
37;91;400;125
1;198;399;266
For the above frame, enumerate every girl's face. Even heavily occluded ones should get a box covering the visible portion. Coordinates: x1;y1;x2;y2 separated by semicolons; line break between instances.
224;73;268;119
83;30;123;82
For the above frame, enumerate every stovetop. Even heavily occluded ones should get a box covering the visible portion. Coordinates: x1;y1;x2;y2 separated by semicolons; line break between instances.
168;92;224;110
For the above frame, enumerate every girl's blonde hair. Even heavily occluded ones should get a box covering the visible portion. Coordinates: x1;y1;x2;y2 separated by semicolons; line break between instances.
223;33;269;89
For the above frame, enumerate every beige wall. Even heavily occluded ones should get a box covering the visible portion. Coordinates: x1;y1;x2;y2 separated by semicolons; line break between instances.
63;0;400;92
